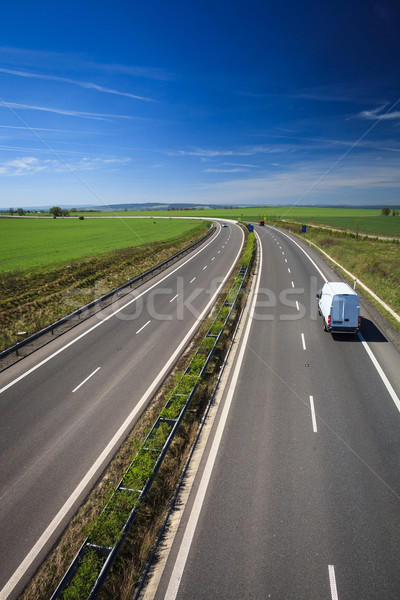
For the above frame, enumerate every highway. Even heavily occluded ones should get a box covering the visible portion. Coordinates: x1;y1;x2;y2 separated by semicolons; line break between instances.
143;224;400;600
0;221;244;600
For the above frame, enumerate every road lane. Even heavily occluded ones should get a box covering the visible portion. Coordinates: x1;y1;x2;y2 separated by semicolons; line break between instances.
147;224;400;600
0;221;243;599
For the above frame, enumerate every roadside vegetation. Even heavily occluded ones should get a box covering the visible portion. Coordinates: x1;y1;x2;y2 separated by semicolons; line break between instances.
0;220;208;352
20;231;255;600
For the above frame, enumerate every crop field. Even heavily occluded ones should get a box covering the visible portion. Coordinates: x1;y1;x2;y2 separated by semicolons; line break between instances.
0;217;208;274
282;215;400;237
67;207;399;238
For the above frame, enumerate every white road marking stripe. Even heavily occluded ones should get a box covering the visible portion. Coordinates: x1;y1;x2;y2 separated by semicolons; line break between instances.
211;257;215;261
72;367;101;393
328;565;339;600
203;265;208;270
136;320;151;334
189;277;196;283
291;281;295;288
285;258;288;262
170;294;178;303
358;332;400;412
288;268;291;273
296;301;299;311
165;232;262;600
310;396;317;432
301;333;306;350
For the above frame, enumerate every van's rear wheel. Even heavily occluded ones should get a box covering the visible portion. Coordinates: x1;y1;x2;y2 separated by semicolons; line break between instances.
323;321;328;331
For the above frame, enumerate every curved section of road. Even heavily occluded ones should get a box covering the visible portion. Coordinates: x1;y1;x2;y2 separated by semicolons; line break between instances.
0;220;244;600
145;224;400;600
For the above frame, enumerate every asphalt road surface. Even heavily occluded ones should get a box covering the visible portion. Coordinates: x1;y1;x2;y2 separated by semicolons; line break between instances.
145;224;400;600
0;220;244;600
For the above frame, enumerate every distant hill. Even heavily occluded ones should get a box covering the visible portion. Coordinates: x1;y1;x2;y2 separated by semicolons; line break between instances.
1;202;399;212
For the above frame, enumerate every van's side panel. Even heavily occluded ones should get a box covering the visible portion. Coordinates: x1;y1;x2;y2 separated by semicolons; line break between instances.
318;282;360;333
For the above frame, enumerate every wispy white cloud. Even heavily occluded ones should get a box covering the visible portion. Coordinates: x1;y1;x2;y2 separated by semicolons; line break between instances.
0;67;157;102
198;157;400;204
0;156;46;175
0;154;131;176
0;100;133;120
0;124;107;134
0;46;173;82
358;105;400;120
221;162;258;168
203;167;247;173
167;145;291;158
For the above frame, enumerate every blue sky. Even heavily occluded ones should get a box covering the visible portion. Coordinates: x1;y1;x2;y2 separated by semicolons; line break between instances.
0;0;399;208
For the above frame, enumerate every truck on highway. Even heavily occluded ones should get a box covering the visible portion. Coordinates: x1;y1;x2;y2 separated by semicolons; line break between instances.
259;220;264;226
316;282;361;333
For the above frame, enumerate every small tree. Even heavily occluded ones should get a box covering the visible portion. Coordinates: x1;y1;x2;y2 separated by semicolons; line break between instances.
17;208;25;216
9;208;14;215
381;207;390;216
61;209;70;217
49;206;63;217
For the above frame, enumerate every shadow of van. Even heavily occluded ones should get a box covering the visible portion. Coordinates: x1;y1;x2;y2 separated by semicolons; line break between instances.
331;317;388;343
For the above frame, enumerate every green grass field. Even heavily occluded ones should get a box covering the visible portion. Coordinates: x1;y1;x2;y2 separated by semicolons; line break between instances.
64;206;399;237
0;217;208;274
283;215;400;237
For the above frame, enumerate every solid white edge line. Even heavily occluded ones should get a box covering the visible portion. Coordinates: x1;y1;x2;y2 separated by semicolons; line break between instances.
309;395;317;432
0;225;244;600
271;227;400;415
165;232;262;600
71;367;101;393
358;332;400;412
0;226;221;396
301;333;306;351
136;320;151;334
328;565;339;600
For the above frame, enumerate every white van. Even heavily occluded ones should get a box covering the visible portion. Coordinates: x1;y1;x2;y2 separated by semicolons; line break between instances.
316;282;361;333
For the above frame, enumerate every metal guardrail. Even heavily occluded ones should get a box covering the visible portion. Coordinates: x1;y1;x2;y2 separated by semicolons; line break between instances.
50;261;250;600
0;226;215;370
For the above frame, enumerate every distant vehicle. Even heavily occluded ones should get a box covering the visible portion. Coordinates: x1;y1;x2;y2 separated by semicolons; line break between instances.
316;282;361;333
222;222;228;227
259;220;264;226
